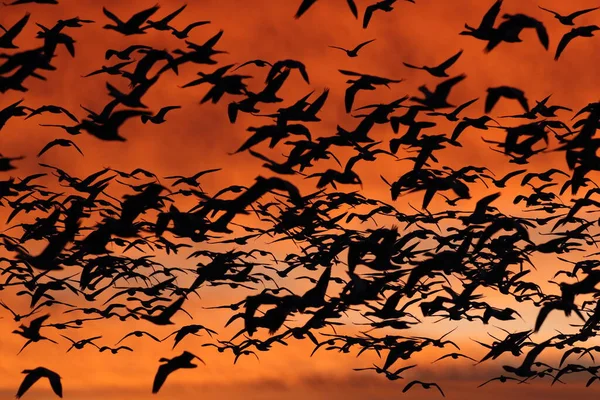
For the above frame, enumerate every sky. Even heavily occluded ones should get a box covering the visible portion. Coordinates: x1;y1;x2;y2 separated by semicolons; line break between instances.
1;0;600;399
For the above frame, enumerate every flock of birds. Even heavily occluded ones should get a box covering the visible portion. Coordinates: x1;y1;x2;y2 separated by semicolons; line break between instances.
3;0;600;398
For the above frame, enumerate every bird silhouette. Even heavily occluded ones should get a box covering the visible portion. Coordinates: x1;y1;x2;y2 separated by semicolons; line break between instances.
152;351;205;393
16;367;62;399
329;39;376;57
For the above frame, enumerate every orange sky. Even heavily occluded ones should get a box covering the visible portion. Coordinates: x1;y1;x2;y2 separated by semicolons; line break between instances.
2;0;600;399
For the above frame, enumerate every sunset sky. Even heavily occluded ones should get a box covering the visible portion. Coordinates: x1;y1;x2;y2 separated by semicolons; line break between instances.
1;0;600;399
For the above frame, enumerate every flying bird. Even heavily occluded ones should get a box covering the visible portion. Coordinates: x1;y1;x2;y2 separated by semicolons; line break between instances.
37;139;83;157
403;380;445;397
152;351;205;393
538;6;600;26
403;49;463;77
103;5;160;35
485;86;529;113
16;367;62;399
555;25;600;60
329;39;376;57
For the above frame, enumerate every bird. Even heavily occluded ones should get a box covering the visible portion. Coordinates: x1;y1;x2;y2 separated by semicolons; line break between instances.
141;106;181;124
411;74;466;109
485;86;529;113
99;345;133;354
105;44;152;60
232;59;272;71
555;25;600;61
339;69;404;112
165;168;221;187
171;21;211;39
539;6;600;26
329;39;376;57
486;13;549;53
152;351;205;393
24;105;79;123
403;380;445;397
82;60;135;78
266;59;310;84
403;50;463;77
478;375;522;387
16;367;62;399
432;352;477;363
116;330;162;345
482;169;526;188
37;139;83;157
102;5;160;35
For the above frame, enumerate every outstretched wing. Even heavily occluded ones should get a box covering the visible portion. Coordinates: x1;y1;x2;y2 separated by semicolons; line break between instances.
128;4;160;28
295;0;318;19
555;30;577;60
437;49;463;71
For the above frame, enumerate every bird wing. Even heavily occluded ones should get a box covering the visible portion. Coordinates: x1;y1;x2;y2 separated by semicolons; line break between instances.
305;88;329;115
152;363;173;393
338;69;362;77
191;168;221;180
59;107;79;123
547;168;569;177
434;383;445;397
203;29;224;49
37;140;61;157
227;102;239;123
69;140;84;155
363;4;376;28
502;169;526;183
402;62;422;70
533;303;555;332
264;62;284;84
156;105;181;119
435;74;466;99
402;380;420;393
485;89;501;113
295;0;318;19
181;20;211;35
158;4;186;24
128;5;160;27
102;7;122;24
534;21;549;49
353;39;376;53
450;120;469;142
516;92;530;112
453;97;478;115
555;29;577;60
538;6;559;17
16;373;41;399
345;85;360;113
48;371;63;398
436;49;463;71
347;0;358;18
479;0;503;30
568;7;600;20
298;64;310;83
5;12;30;40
